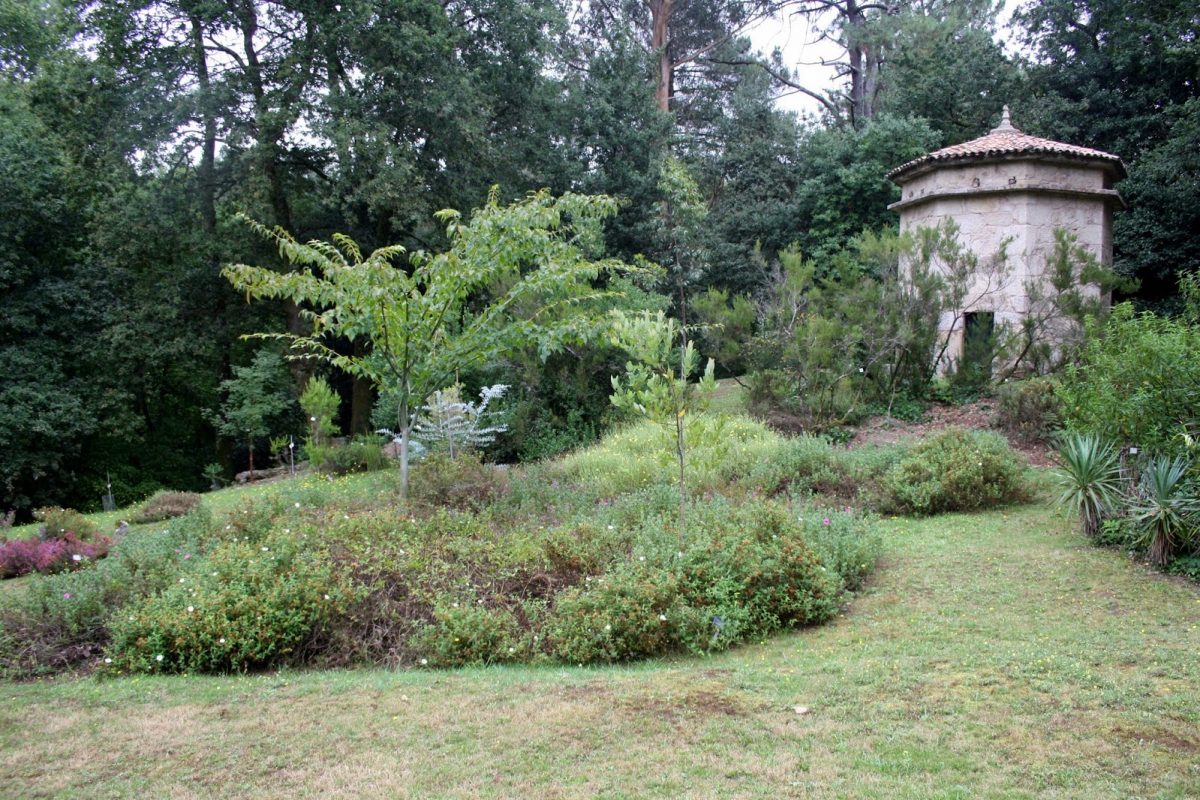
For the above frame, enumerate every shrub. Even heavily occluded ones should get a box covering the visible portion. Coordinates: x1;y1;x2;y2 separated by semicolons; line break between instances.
410;601;524;667
674;502;843;650
33;507;99;542
1057;304;1200;454
0;507;212;677
132;491;202;523
0;534;112;579
547;502;846;664
548;566;685;664
803;507;883;592
410;452;508;510
105;529;347;674
881;427;1027;515
996;377;1061;442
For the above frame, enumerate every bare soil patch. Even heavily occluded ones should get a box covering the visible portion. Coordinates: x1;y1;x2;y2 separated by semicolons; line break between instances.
848;399;1056;467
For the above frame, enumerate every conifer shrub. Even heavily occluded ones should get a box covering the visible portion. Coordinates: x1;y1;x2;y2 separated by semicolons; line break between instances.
880;427;1028;515
131;491;202;523
996;377;1061;442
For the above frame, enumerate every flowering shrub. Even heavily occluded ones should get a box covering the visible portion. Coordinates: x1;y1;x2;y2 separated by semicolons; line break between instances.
803;507;881;592
0;507;212;677
410;601;524;667
548;502;851;664
881;427;1027;515
549;566;685;664
106;529;349;674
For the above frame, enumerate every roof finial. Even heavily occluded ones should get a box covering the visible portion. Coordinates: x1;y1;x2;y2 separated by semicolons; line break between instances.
992;104;1017;133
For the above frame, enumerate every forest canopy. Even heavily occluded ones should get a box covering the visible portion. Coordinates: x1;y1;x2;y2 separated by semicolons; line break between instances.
1;0;1197;514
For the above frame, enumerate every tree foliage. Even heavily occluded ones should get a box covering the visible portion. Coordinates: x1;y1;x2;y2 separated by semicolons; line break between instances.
224;191;637;494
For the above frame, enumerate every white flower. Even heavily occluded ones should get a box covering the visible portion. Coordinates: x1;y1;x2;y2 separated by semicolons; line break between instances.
507;647;515;654
155;654;164;662
638;556;646;562
294;502;301;508
419;658;428;665
323;594;331;601
187;606;194;613
603;624;612;632
179;578;185;583
104;657;112;664
72;554;82;562
219;638;226;644
607;525;614;530
262;546;269;552
658;614;667;622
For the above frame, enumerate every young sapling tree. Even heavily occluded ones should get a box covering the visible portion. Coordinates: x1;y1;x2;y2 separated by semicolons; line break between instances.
205;350;295;480
610;310;716;541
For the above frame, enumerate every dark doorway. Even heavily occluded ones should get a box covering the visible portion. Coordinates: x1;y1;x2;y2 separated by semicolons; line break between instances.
961;311;996;384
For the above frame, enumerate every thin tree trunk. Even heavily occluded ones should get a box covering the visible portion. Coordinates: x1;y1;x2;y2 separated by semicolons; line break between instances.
398;396;411;499
189;14;217;237
650;0;673;112
676;410;686;544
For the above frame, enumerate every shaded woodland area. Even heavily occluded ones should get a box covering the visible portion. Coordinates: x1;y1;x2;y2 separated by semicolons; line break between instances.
2;0;1197;514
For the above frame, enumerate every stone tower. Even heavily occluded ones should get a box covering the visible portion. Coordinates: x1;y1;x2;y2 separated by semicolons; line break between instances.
887;106;1125;374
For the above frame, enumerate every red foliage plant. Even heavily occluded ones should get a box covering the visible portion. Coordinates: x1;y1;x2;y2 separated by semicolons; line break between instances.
0;534;112;579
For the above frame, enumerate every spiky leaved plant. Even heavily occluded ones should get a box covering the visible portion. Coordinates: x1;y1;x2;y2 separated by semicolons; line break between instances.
1053;433;1122;538
1131;456;1198;568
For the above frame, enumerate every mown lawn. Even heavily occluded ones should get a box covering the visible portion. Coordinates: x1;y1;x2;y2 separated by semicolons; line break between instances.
2;500;1197;799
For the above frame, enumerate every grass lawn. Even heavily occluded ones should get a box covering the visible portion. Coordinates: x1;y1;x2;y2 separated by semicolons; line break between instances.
2;498;1197;798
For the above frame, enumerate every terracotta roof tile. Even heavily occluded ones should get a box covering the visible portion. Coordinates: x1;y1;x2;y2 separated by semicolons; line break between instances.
888;107;1124;181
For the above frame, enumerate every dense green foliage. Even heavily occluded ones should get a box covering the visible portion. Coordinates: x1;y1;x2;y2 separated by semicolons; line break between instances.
1057;304;1200;454
880;428;1028;516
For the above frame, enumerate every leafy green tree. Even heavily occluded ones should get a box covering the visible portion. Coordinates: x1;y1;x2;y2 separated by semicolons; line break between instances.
223;191;637;496
791;114;940;263
1015;0;1200;306
206;350;295;479
610;310;716;540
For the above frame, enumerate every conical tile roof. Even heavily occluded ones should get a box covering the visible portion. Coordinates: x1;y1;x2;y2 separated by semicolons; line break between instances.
888;107;1125;182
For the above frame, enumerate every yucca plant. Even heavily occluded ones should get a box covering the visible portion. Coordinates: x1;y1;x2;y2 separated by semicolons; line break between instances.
1131;455;1198;568
1053;433;1122;538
